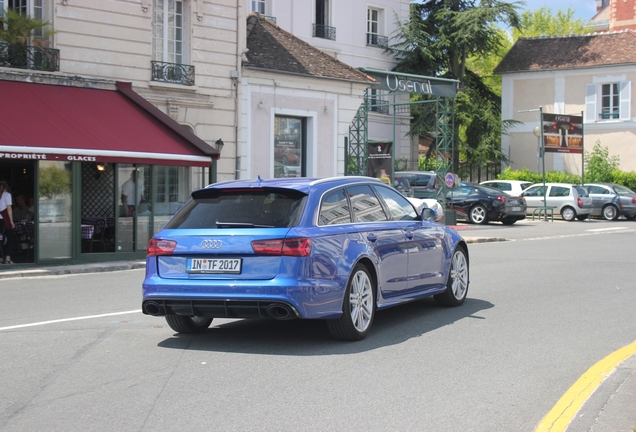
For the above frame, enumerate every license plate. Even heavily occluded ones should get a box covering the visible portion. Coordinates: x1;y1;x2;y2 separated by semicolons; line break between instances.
187;258;242;274
511;206;521;212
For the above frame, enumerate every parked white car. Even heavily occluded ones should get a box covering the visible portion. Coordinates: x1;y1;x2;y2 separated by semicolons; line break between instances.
520;183;593;221
480;180;533;197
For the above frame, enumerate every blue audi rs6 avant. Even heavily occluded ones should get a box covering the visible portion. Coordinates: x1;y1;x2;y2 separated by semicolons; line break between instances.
142;176;469;341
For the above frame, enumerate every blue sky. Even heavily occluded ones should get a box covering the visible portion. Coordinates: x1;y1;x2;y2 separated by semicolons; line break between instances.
520;0;599;21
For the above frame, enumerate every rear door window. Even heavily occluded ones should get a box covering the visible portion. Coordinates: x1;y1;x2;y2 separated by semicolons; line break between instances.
319;188;352;225
550;187;570;197
346;185;388;222
164;188;307;229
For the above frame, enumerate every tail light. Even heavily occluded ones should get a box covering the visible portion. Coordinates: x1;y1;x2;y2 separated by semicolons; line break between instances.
520;197;526;204
251;238;312;257
577;197;583;208
632;197;636;204
147;239;177;256
496;196;506;203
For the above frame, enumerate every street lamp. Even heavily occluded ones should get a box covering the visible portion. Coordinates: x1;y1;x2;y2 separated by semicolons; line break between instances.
210;138;225;185
533;126;541;173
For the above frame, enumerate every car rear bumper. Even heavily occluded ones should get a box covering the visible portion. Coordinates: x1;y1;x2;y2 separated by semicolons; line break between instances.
142;276;345;320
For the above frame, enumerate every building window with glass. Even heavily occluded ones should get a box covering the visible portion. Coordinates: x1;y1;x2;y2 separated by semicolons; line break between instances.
366;8;387;48
152;0;194;85
601;83;620;120
274;116;304;178
251;0;265;14
586;80;631;122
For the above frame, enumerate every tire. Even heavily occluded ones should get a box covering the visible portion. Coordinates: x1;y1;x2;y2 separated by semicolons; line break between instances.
501;217;516;225
469;204;489;225
602;205;619;221
434;246;469;307
327;264;375;341
561;206;576;221
576;215;589;221
627;215;636;221
165;315;213;334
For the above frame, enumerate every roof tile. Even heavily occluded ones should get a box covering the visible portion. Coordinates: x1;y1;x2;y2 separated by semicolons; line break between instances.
244;13;374;83
495;31;636;73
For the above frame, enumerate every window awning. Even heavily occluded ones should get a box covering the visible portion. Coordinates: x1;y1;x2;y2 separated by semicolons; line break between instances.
0;80;219;167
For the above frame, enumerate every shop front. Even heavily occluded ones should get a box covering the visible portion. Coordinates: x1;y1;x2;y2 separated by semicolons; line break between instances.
0;80;219;265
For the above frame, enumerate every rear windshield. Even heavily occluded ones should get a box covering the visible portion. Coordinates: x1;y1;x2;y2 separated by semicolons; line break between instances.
164;188;307;229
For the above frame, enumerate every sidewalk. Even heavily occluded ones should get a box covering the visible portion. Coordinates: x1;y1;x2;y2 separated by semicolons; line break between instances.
0;260;146;279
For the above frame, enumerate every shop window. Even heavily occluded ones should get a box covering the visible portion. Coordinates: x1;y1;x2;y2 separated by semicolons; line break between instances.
153;165;191;233
274;116;305;178
38;161;72;261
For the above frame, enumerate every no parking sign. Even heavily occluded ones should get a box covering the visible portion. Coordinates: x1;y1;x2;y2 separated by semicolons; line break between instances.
445;172;455;188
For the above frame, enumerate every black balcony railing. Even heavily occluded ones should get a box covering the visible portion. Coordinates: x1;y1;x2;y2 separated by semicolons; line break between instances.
366;33;388;48
0;41;60;71
151;60;195;86
313;24;336;40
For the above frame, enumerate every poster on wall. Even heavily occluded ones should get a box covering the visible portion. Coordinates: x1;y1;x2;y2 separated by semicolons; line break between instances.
542;113;583;154
367;142;393;184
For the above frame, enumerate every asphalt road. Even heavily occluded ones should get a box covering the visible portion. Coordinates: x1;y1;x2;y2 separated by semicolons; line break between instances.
0;219;635;431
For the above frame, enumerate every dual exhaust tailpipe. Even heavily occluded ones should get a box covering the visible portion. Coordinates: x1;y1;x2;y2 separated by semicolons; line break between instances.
143;300;297;320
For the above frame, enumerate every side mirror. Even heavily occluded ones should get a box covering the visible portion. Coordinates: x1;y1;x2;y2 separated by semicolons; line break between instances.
421;208;437;222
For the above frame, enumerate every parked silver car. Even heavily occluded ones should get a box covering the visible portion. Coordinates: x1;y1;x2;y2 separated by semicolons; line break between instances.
521;183;593;221
584;183;636;220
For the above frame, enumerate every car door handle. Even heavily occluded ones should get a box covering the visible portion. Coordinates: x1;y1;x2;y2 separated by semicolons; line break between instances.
366;234;377;242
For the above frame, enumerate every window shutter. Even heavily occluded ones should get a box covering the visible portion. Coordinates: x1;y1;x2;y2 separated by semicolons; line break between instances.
620;81;631;121
585;83;596;123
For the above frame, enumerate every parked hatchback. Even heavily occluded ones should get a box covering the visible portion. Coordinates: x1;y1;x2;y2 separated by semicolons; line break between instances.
395;171;443;199
584;183;636;220
142;177;469;341
521;183;593;221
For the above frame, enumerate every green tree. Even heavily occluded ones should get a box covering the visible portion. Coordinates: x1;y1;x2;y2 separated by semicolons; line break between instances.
512;6;592;40
584;141;620;183
389;1;523;172
39;166;71;200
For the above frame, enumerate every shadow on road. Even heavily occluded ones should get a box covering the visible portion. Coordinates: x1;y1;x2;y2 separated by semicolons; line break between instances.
157;297;494;355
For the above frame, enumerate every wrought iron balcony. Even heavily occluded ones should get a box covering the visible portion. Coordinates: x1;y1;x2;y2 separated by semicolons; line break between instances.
313;24;336;40
0;41;60;72
366;33;388;48
151;60;195;86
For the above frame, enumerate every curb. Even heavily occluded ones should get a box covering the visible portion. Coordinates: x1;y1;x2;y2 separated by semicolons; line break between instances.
0;260;146;279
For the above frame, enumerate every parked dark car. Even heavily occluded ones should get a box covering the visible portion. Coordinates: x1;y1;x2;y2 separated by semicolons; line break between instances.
143;176;470;341
447;184;526;225
395;171;443;199
584;183;636;220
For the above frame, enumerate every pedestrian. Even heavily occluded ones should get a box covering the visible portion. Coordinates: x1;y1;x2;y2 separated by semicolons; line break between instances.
0;181;16;264
120;170;144;217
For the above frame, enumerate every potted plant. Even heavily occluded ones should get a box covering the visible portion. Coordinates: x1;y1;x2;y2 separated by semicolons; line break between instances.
0;9;54;69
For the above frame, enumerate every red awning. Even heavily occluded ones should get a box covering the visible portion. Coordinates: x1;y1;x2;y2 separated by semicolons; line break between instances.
0;80;219;167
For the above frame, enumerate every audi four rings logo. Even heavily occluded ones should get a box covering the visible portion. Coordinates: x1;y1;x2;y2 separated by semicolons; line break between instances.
201;240;222;249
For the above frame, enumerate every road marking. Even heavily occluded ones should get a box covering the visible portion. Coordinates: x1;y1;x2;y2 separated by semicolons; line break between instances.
0;309;142;331
535;340;636;432
585;227;629;232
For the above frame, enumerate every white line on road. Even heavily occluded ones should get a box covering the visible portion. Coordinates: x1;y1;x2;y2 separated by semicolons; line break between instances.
585;227;629;232
0;310;142;331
